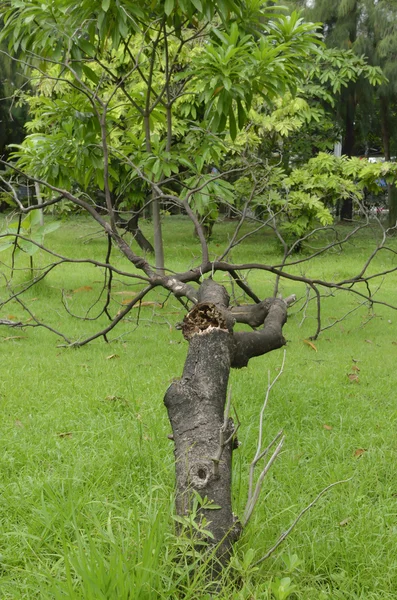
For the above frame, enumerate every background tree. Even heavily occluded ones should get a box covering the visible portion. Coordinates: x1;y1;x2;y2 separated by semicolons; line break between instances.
295;0;397;224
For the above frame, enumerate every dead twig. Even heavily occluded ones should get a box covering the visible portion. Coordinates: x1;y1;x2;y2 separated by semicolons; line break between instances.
242;351;286;527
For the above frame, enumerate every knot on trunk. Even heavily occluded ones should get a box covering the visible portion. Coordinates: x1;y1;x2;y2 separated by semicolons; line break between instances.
182;302;229;340
189;461;212;488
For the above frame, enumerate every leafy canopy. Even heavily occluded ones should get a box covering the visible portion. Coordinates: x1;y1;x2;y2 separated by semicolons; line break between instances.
1;1;322;204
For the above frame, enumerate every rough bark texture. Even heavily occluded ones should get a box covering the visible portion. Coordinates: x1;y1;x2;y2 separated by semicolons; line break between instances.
164;279;289;562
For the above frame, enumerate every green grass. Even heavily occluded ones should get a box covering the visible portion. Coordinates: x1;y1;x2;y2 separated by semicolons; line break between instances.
1;215;397;598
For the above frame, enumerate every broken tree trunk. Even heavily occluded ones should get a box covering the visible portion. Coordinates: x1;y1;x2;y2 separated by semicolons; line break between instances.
164;279;290;564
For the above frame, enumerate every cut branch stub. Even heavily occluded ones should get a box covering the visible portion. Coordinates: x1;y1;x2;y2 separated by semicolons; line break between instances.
182;302;232;340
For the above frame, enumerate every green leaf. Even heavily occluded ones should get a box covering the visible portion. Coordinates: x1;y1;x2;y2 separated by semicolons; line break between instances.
30;210;42;228
237;99;246;129
101;0;110;12
190;0;202;11
0;236;14;252
178;157;195;170
19;239;39;255
42;221;61;235
78;38;96;58
219;112;227;132
21;212;32;229
82;64;99;84
223;76;232;91
164;0;175;16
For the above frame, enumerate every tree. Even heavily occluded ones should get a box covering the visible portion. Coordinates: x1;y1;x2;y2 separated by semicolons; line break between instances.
1;0;397;580
297;0;397;224
353;0;397;228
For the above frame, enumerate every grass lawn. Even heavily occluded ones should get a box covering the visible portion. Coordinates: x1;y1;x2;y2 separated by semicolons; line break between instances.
1;215;397;599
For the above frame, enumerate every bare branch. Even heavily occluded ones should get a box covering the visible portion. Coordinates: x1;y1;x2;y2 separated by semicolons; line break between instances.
13;295;72;344
242;351;287;526
243;435;285;527
62;285;154;347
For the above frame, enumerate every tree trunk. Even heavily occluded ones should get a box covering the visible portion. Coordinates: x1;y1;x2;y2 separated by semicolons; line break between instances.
340;198;353;222
34;181;44;226
340;87;356;222
116;206;154;253
193;216;215;240
388;185;397;229
164;279;289;567
380;96;397;230
164;282;238;564
153;194;165;274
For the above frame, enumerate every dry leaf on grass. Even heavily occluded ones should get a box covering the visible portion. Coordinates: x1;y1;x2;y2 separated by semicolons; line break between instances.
323;424;333;431
57;432;72;438
354;448;367;458
351;365;360;372
2;336;27;341
303;339;317;352
365;339;373;344
132;301;162;308
106;354;119;360
339;518;351;527
347;373;359;383
14;420;24;428
73;286;93;293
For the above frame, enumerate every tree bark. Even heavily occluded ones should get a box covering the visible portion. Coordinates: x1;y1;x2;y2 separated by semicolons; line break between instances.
116;206;154;253
164;279;289;565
